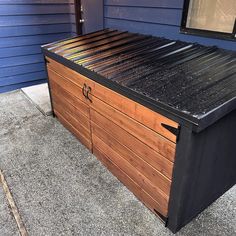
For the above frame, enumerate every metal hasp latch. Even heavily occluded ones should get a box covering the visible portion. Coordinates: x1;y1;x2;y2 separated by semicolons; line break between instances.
161;123;181;141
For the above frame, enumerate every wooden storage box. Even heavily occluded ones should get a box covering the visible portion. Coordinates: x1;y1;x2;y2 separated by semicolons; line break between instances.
42;29;236;233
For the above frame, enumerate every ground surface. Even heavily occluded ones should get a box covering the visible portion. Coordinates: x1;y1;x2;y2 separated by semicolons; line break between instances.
21;83;52;116
0;91;235;236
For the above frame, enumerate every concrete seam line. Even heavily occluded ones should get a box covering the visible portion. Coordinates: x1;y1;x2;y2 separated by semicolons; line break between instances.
0;170;28;236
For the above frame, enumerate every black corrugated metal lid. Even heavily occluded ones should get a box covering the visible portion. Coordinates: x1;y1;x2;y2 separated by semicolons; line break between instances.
42;29;236;132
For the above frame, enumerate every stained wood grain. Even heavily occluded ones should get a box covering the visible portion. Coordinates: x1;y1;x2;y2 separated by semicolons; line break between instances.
46;58;178;143
92;121;173;180
50;80;90;118
47;67;88;104
54;102;90;141
93;145;168;217
91;95;176;161
54;110;92;150
52;94;90;132
93;134;168;209
91;109;175;163
47;57;90;90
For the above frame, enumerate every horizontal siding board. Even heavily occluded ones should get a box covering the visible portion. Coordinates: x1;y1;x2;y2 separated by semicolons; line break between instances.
0;5;71;15
0;1;74;4
105;6;181;26
0;14;74;27
105;18;236;50
0;63;45;78
71;24;77;33
0;54;44;68
104;0;184;9
0;79;46;94
0;24;72;37
0;45;42;58
0;71;46;86
0;0;73;92
0;32;71;48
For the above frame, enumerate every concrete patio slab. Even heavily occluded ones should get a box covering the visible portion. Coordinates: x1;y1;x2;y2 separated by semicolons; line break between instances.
0;91;235;236
21;83;52;116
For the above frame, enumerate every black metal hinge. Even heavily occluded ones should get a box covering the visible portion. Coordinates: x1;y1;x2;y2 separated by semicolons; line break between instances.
161;123;181;142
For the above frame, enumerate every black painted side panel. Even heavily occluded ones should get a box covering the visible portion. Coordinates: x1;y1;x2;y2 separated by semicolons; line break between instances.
167;110;236;233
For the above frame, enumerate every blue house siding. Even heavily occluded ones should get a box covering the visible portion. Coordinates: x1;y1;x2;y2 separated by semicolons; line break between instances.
104;0;236;51
0;0;75;93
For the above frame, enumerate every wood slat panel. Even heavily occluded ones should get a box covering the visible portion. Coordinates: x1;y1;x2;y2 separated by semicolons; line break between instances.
50;80;90;118
93;134;169;209
93;146;168;216
91;109;175;163
55;110;92;151
52;92;90;131
47;67;88;104
53;102;90;141
47;57;87;89
92;119;173;179
89;83;178;143
91;95;176;161
92;121;173;180
46;58;178;143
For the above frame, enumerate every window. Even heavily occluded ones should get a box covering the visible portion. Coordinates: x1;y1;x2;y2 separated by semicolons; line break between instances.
181;0;236;41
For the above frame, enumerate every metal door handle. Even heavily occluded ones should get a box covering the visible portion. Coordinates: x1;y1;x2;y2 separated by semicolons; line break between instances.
82;83;87;98
86;86;92;103
82;83;92;103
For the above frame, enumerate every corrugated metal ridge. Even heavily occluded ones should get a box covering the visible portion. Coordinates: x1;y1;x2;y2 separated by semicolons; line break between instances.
45;29;236;119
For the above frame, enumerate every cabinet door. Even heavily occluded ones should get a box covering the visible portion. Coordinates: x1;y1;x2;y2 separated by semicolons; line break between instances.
89;88;177;218
47;62;92;150
46;57;177;218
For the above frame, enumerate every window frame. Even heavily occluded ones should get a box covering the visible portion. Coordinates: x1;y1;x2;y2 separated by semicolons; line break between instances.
180;0;236;41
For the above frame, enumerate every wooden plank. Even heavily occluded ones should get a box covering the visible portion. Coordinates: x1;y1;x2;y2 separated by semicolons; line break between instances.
91;109;176;162
92;121;173;180
47;58;178;142
47;67;88;104
55;110;92;151
93;135;169;212
93;146;168;217
47;57;89;89
91;95;176;160
92;119;173;179
50;80;90;118
53;102;90;141
90;83;178;143
52;92;90;131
